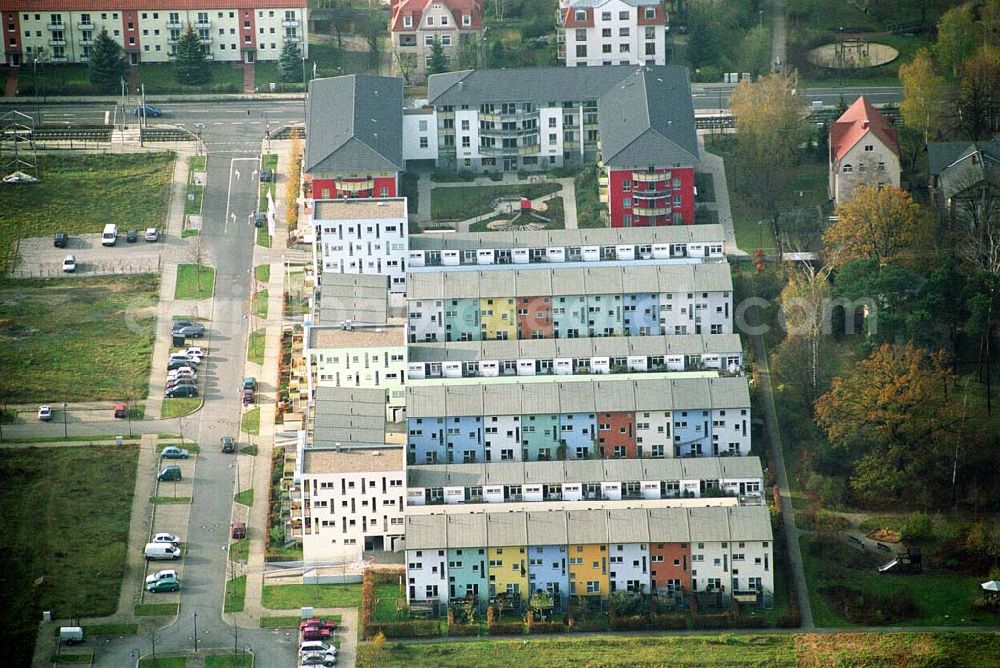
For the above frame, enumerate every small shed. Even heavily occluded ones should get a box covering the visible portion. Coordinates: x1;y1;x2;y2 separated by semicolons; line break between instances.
981;580;1000;608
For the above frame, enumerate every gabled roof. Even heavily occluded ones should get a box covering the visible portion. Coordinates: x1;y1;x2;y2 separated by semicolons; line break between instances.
829;96;899;163
927;140;1000;176
598;67;699;169
305;75;403;175
390;0;483;32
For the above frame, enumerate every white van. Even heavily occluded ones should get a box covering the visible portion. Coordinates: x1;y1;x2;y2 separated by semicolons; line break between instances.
59;627;84;644
102;224;118;246
144;542;181;560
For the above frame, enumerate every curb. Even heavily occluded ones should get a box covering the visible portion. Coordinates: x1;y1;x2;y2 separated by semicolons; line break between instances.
0;93;304;105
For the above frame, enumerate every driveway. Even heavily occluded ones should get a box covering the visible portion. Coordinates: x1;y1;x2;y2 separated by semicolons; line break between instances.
12;233;164;278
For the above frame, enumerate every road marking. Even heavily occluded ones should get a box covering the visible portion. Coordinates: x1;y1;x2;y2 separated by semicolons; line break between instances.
224;157;259;236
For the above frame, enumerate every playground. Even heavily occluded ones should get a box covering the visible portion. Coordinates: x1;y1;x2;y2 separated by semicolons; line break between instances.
807;38;899;69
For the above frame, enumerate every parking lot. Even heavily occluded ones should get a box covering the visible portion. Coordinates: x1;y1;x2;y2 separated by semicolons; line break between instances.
12;232;164;278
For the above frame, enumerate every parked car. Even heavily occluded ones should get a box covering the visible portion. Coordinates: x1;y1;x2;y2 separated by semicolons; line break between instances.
146;577;180;593
38;405;53;421
300;651;336;666
259;167;274;183
53;231;68;248
145;569;179;585
300;641;336;656
145;227;159;242
62;255;77;273
165;385;198;398
134;104;162;118
253;211;266;228
171;319;195;332
166;376;196;388
113;403;128;418
126;229;138;243
174;324;205;338
242;377;257;391
167;371;197;383
157;466;182;482
168;353;200;365
167;360;198;372
144;543;181;560
184;346;206;359
59;627;84;645
231;522;246;539
301;625;332;641
220;436;236;454
160;446;190;459
242;388;255;405
153;532;180;546
300;618;337;633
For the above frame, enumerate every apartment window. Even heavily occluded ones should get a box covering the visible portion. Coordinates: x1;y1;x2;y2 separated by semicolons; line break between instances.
426;16;434;26
548;133;558;146
461;119;470;130
462;136;470;147
645;42;656;56
864;144;874;152
575;10;587;21
645;8;656;19
622;197;632;208
842;164;853;173
619;44;630;53
602;44;612;53
619;27;629;37
577;29;588;41
576;45;587;57
622;179;631;191
425;35;434;46
442;35;451;45
403;16;412;27
645;27;655;39
602;28;611;37
420;136;429;148
463;15;472;26
602;11;612;20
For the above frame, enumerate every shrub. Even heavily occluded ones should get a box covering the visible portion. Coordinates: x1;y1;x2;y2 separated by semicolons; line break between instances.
731;615;768;629
526;621;563;634
360;569;374;639
650;614;689;630
567;618;610;632
901;512;934;542
368;620;442;639
447;623;480;636
776;609;802;628
487;622;523;635
814;509;850;533
610;614;650;631
693;613;730;629
818;586;918;625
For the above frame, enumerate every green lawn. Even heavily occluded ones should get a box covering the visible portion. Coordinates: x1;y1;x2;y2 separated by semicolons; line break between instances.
161;398;201;419
0;275;158;403
241;407;261;435
149;496;192;504
189;155;207;172
139;657;186;668
799;535;1000;628
225;575;247;613
248;329;266;365
204;656;254;668
0;446;138;667
258;154;278;212
254;264;271;283
259;614;341;628
83;623;138;636
174;264;215;300
358;633;1000;667
0;154;172;273
256;225;272;248
50;654;92;663
234;489;254;506
137;62;243;94
229;539;249;563
184;182;204;216
252;290;269;318
373;582;406;622
134;603;178;616
431;183;562;221
574;168;605;229
261;583;361;610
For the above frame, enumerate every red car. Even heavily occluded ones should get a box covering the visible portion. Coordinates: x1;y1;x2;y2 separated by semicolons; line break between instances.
301;625;331;641
300;618;337;632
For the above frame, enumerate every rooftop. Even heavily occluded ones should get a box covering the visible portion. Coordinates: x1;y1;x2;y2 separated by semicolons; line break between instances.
313;198;407;221
302;446;404;475
318;274;389;325
829;96;900;163
309;325;406;350
408;224;725;251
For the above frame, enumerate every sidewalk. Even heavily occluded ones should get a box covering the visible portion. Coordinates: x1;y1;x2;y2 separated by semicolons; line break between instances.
698;146;747;256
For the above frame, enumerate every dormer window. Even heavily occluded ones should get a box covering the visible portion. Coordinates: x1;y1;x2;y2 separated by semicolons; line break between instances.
403;15;412;27
575;10;586;21
427;16;434;26
463;14;471;26
645;8;656;19
441;15;448;25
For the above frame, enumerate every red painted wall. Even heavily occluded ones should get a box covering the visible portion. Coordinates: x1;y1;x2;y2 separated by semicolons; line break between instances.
311;174;398;199
516;296;552;339
650;542;690;592
240;8;255;60
5;11;22;64
598;411;636;458
608;167;695;228
123;10;139;59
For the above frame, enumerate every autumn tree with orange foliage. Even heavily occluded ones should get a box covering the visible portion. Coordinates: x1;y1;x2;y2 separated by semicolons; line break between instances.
823;185;929;267
814;343;970;507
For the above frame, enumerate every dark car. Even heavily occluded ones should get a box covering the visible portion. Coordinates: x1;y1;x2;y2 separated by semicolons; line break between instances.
166;377;197;389
221;436;236;454
259;167;274;183
171;319;194;331
167;359;199;371
231;522;246;539
126;229;138;243
134;104;163;117
165;384;198;398
174;324;206;338
253;211;266;228
242;377;257;391
54;231;68;248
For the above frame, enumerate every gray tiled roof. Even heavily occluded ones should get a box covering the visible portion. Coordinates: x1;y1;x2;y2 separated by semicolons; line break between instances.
408;224;726;251
406;262;732;300
313;387;388;447
405;506;773;548
927;140;1000;176
305;75;403;174
405;376;749;417
598;67;699;169
318;274;389;325
427;66;640;107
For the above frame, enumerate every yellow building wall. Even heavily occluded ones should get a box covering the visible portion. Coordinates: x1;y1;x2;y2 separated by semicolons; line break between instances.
568;543;608;598
480;298;517;340
488;546;529;598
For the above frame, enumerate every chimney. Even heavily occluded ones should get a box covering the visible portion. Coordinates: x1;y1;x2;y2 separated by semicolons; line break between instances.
458;81;464;91
862;120;870;129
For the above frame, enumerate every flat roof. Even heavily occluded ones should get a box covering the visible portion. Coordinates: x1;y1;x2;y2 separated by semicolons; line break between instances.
302;447;404;475
313;387;388;447
309;325;406;350
408;225;726;251
318;274;389;325
313;198;407;221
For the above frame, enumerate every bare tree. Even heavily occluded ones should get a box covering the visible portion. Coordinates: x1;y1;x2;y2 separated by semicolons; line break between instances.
187;236;206;292
952;169;1000;278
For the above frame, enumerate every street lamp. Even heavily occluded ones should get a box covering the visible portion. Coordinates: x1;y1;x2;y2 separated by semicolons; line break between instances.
193;610;199;652
62;401;68;439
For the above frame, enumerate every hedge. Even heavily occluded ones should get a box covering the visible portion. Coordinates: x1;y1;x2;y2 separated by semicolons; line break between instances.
487;622;524;636
447;623;481;637
526;621;564;634
368;620;442;639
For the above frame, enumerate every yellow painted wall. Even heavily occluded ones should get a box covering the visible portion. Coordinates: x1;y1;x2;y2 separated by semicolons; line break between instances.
480;298;517;340
568;543;608;598
488;546;529;598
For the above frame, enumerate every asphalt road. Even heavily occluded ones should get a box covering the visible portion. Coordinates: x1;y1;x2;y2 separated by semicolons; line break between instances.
690;84;903;112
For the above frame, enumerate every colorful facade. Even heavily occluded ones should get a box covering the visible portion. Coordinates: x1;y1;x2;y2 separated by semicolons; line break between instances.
606;167;696;227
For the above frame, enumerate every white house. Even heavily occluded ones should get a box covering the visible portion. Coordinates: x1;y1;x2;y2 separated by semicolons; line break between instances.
558;0;667;68
311;198;408;293
829;96;901;204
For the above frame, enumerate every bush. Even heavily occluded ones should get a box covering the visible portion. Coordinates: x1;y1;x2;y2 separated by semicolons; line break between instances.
487;622;524;636
814;509;850;533
731;615;768;628
901;513;934;542
818;586;918;625
567;618;610;632
368;620;442;639
776;609;802;628
692;613;730;629
526;621;563;634
651;614;689;630
447;623;481;636
609;614;650;631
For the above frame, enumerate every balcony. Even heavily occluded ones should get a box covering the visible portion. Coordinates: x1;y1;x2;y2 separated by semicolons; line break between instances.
632;171;670;182
285;35;301;43
334;178;374;192
194;20;211;29
78;21;94;30
166;21;183;29
633;206;668;216
480;110;539;123
79;38;93;46
479;125;539;137
199;37;213;44
46;23;65;31
49;56;68;62
283;19;300;27
631;189;668;199
48;39;67;47
518;144;541;156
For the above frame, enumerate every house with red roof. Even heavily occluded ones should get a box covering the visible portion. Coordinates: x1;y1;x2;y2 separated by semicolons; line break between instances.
828;96;901;203
389;0;482;83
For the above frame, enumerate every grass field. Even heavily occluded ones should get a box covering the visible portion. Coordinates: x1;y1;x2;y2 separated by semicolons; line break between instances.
0;275;158;403
0;154;173;273
248;329;265;365
254;264;270;283
799;535;1000;628
258;154;278;213
0;445;138;667
431;183;562;221
134;603;178;616
204;656;253;668
241;407;261;435
161;398;201;419
225;575;247;613
261;583;361;610
139;657;186;668
358;633;1000;668
234;489;254;506
229;539;249;563
252;290;269;318
174;264;215;300
185;155;204;216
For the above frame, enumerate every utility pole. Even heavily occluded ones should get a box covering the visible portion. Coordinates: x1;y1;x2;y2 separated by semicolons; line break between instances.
193;610;199;652
62;401;68;439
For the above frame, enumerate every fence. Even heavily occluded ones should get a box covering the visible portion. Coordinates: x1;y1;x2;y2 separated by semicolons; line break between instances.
9;256;162;279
